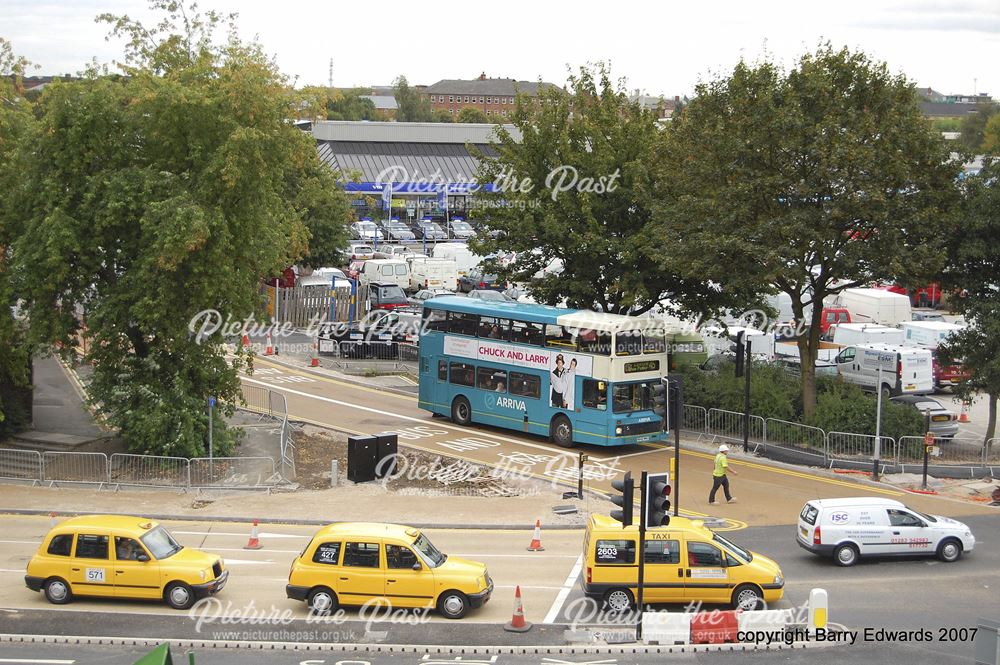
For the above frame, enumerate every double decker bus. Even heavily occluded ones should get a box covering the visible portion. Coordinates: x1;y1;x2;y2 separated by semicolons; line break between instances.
417;296;672;447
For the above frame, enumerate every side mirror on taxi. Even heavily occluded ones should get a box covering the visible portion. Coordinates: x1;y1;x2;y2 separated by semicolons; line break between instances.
412;562;422;571
137;554;150;562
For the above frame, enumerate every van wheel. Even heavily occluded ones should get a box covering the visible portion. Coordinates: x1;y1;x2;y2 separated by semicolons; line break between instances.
43;577;72;605
880;384;894;399
833;543;859;567
165;582;195;610
437;590;469;619
732;584;764;611
937;539;962;563
308;587;339;614
451;396;472;426
551;415;574;448
603;587;634;613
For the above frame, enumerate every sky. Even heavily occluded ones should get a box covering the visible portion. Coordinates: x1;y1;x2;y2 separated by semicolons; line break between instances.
3;0;999;97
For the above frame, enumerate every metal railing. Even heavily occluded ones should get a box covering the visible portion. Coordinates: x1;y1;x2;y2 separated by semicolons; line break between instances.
109;453;190;487
0;449;42;482
827;431;895;463
42;451;109;486
896;436;992;466
681;405;708;439
987;438;1000;466
764;418;828;458
398;342;420;363
190;456;277;486
241;384;271;417
706;408;766;449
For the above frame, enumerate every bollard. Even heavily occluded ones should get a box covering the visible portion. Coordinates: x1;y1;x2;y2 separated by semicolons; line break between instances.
808;588;828;636
330;460;339;488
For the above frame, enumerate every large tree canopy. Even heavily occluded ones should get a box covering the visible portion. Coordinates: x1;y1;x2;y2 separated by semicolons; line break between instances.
472;64;749;316
653;45;960;418
0;4;351;455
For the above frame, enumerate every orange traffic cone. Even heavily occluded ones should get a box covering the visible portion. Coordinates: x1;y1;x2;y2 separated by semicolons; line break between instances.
310;339;320;367
264;333;274;356
959;401;970;424
49;512;58;529
241;334;250;349
243;518;263;550
527;519;544;551
503;585;532;633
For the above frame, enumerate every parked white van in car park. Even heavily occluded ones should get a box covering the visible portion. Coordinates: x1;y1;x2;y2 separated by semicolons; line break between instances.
831;288;912;326
825;323;905;346
796;497;975;566
357;259;410;291
901;321;964;348
834;343;934;396
408;257;458;292
431;243;480;277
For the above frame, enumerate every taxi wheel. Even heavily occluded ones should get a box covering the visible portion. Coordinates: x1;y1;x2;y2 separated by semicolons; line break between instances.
732;584;764;611
551;415;574;448
308;587;339;615
937;539;962;563
833;543;859;567
44;577;72;605
437;590;469;619
451;396;472;426
164;582;195;610
603;588;634;613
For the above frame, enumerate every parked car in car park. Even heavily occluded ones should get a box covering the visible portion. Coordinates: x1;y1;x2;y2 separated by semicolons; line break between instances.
409;288;454;307
351;220;383;241
911;311;946;322
381;219;416;242
347;244;375;261
467;289;513;302
447;219;476;240
297;267;350;288
25;515;228;609
797;497;974;566
413;219;448;241
889;395;959;439
286;522;492;618
365;282;410;311
457;270;502;293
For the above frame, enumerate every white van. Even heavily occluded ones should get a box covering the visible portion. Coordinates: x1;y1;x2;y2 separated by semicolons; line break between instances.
357;259;410;291
901;321;964;348
834;343;933;396
432;243;480;277
833;288;911;326
408;257;458;292
796;497;975;566
826;323;905;346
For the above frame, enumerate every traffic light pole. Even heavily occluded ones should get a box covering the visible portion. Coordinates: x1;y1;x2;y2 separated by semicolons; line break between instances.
636;470;647;641
743;342;751;454
671;378;682;517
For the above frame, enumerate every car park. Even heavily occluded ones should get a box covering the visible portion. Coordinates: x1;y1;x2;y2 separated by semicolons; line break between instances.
834;343;934;396
447;219;476;240
409;288;453;307
582;514;784;611
413;219;448;241
911;311;946;322
347;244;375;261
889;395;959;439
776;357;838;378
351;220;383;241
457;270;502;293
357;259;410;291
297;267;350;288
25;515;228;610
286;522;492;618
467;289;513;302
381;219;416;242
796;497;974;566
366;282;409;311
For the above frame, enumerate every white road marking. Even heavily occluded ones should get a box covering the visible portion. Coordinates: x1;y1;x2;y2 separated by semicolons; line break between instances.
241;377;619;461
0;540;41;545
216;558;275;565
0;568;26;573
172;531;308;539
208;547;301;554
0;659;76;664
453;554;580;558
543;554;584;624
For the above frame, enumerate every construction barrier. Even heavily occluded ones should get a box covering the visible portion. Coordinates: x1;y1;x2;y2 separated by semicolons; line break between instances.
690;610;740;644
641;612;692;645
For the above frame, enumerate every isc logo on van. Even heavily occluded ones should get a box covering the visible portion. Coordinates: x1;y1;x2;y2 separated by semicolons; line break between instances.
829;511;850;524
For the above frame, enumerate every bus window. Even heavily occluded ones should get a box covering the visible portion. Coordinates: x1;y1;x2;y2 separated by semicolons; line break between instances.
509;372;541;399
478;317;510;341
545;325;577;350
643;333;666;354
477;368;508;392
615;330;643;356
423;309;448;333
582;379;607;410
448;312;479;336
612;382;653;413
577;329;611;355
510;320;544;346
449;362;475;386
438;360;448;381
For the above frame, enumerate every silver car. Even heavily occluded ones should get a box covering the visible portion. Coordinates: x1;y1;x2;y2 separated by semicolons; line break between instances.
890;395;959;439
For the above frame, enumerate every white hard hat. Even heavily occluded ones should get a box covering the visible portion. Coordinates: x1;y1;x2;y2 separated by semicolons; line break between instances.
719;444;730;453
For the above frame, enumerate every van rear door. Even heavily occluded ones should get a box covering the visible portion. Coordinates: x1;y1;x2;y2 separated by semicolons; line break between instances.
899;350;934;394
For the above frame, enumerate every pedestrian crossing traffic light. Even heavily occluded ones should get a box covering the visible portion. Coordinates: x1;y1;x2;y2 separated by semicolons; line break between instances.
734;331;746;378
652;380;667;429
646;472;671;527
610;471;634;527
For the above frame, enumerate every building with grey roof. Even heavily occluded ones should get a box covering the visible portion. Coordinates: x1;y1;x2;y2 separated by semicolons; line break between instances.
425;72;559;121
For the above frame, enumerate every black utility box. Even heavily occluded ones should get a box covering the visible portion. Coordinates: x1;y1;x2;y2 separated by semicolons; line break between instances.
375;432;399;479
347;435;378;483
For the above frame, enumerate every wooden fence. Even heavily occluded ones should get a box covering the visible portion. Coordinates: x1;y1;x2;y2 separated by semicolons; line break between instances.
265;285;354;327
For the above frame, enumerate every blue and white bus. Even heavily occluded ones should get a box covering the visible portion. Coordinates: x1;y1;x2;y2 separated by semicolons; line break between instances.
417;297;670;447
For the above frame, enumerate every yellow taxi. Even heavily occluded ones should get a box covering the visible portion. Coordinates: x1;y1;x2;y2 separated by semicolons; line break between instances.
583;514;784;611
25;515;228;610
286;522;492;619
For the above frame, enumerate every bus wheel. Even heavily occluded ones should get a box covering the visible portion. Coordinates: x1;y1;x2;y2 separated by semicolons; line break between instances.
551;415;574;448
451;396;472;426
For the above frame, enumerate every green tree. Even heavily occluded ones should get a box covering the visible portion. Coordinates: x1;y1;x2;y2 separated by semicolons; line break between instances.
393;75;433;122
958;103;999;153
0;38;34;433
457;107;488;123
2;3;349;455
433;109;453;123
326;88;378;121
653;45;959;419
940;159;1000;443
982;113;1000;155
472;64;752;316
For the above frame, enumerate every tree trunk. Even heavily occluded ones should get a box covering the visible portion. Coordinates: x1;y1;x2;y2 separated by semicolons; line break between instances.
985;392;997;445
792;295;825;422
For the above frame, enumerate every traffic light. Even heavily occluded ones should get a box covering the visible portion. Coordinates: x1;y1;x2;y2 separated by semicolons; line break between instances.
646;472;671;527
610;471;634;527
652;380;667;430
734;331;745;378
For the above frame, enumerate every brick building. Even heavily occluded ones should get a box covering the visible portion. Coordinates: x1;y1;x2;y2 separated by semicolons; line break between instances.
424;73;559;119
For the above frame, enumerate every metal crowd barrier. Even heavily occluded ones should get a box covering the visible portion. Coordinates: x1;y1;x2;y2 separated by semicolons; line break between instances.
189;456;277;486
109;453;190;488
827;431;895;464
43;451;109;486
0;449;42;482
706;408;766;449
764;418;828;458
896;435;993;466
680;405;708;439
